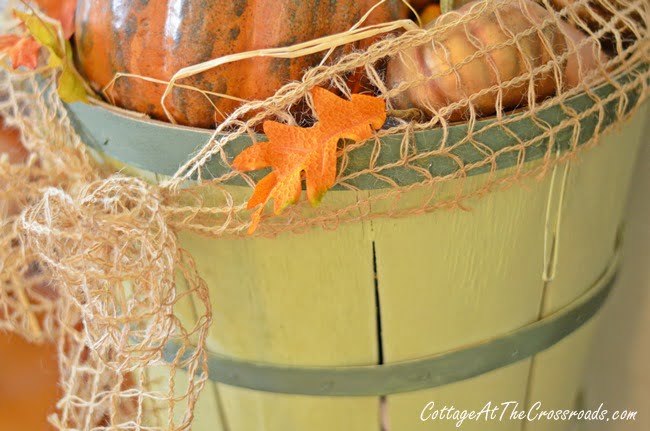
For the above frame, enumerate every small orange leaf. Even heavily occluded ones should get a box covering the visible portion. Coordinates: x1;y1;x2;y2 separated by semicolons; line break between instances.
233;87;386;234
0;34;20;52
0;35;40;69
1;0;77;69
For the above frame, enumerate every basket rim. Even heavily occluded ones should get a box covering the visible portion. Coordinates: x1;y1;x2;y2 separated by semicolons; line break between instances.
65;63;648;190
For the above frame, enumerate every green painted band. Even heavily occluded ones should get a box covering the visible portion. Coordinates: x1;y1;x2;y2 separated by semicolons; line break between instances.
65;64;648;190
164;256;618;397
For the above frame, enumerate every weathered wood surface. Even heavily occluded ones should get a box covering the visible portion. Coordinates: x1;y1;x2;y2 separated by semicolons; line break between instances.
523;103;648;431
106;103;648;431
369;163;550;431
178;189;379;431
66;63;647;189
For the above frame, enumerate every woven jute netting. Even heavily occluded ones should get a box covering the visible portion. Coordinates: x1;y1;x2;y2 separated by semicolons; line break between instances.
0;0;648;429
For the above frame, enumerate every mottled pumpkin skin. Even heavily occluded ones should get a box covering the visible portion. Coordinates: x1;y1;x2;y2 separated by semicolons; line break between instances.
74;0;407;128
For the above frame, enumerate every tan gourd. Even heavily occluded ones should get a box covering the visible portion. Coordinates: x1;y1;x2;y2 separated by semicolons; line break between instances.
386;0;568;120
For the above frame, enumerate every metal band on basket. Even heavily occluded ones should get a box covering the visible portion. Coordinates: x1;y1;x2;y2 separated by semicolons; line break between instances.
163;253;619;397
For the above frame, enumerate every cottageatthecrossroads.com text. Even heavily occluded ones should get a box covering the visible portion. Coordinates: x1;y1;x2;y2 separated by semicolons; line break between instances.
420;401;638;427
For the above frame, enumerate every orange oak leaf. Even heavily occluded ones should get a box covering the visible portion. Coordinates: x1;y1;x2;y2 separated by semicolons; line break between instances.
0;0;76;70
0;34;40;69
0;35;20;51
233;86;386;234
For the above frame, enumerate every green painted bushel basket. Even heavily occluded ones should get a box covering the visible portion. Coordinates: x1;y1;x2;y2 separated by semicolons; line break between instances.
66;66;648;431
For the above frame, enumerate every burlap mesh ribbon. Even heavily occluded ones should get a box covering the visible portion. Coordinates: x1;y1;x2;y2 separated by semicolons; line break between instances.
0;0;648;429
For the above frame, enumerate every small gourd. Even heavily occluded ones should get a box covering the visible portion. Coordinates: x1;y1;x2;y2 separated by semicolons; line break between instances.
386;0;568;120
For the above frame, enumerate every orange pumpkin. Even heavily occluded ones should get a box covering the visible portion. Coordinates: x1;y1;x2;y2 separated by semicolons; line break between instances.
1;117;29;216
33;0;76;38
0;117;59;431
0;333;60;431
419;3;442;25
0;117;28;165
407;0;435;11
74;0;408;128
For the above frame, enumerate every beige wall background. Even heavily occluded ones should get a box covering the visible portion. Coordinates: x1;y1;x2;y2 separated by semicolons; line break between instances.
584;113;649;431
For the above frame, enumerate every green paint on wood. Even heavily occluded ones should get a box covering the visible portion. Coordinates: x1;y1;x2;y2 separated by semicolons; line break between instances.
68;61;648;431
522;103;649;431
64;64;648;189
164;263;616;396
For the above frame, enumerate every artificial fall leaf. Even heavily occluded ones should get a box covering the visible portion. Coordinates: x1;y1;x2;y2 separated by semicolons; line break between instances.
0;34;40;69
233;86;386;234
14;10;88;103
34;0;77;39
0;0;76;70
